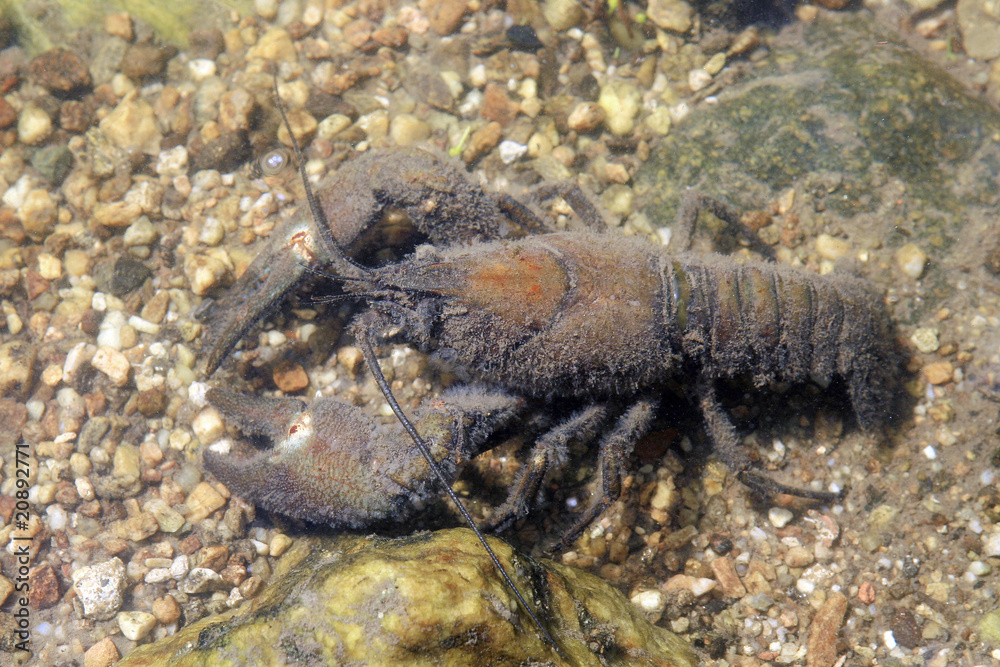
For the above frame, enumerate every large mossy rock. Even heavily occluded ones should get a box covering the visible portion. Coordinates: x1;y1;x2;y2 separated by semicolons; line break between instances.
118;529;697;667
636;11;1000;320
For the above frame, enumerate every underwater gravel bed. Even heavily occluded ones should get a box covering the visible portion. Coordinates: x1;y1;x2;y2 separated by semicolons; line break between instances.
0;1;999;665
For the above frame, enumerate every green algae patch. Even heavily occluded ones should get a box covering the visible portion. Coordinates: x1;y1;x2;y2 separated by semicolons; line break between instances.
0;0;251;53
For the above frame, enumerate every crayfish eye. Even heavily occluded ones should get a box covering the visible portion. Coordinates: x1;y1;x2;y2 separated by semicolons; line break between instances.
287;414;311;437
259;147;292;176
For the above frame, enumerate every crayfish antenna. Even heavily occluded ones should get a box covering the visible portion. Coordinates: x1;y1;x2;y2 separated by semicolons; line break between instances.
272;74;368;281
357;312;567;662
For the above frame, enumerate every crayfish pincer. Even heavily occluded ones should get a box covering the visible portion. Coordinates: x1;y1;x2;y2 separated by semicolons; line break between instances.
202;385;524;528
353;230;900;534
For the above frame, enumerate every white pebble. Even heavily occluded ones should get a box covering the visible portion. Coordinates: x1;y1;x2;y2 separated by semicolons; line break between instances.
768;507;794;528
631;589;667;613
969;561;992;576
97;310;128;349
255;0;278;19
144;568;172;584
191;407;225;444
896;243;927;279
128;314;160;335
815;233;851;261
795;578;815;594
910;328;940;354
72;558;127;620
468;63;487;88
123;217;158;247
46;505;68;531
883;630;897;650
18;106;53;144
657;227;673;246
983;531;1000;558
156;146;189;179
188;59;217;82
64;342;96;382
91;345;131;386
169;556;190;579
117;611;157;641
922;445;937;460
498;140;527;165
91;292;108;312
688;68;712;92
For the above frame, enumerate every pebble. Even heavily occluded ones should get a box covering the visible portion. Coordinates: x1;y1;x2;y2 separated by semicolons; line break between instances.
922;360;954;385
184;251;232;295
806;591;848;667
152;595;181;624
84;637;120;667
91;345;131;386
99;92;162;155
72;558;128;620
711;557;747;598
192;407;225;444
567;102;605;133
704;52;727;76
420;0;468;35
272;361;309;392
254;0;278;20
269;533;293;557
598;81;641;136
647;0;694;33
29;563;61;609
815;233;851;261
688;68;712;92
630;589;667;614
896;243;928;279
184;482;227;522
0;98;14;129
188;58;217;82
768;507;794;528
121;43;177;79
389;114;430;146
498;140;528;164
31;144;74;185
784;546;815;568
601;184;634;219
910;327;940;354
156;146;189;177
113;443;140;479
276;108;318;146
19;188;57;240
181;567;226;594
463;121;502;162
0;577;13;607
0;340;37;400
17;104;52;146
103;12;133;40
92;200;144;229
645;107;672;136
248;28;297;61
144;498;186;533
983;531;1000;558
317;114;352;140
36;253;62;280
117;611;157;641
663;574;716;596
123;216;158;247
542;0;586;30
